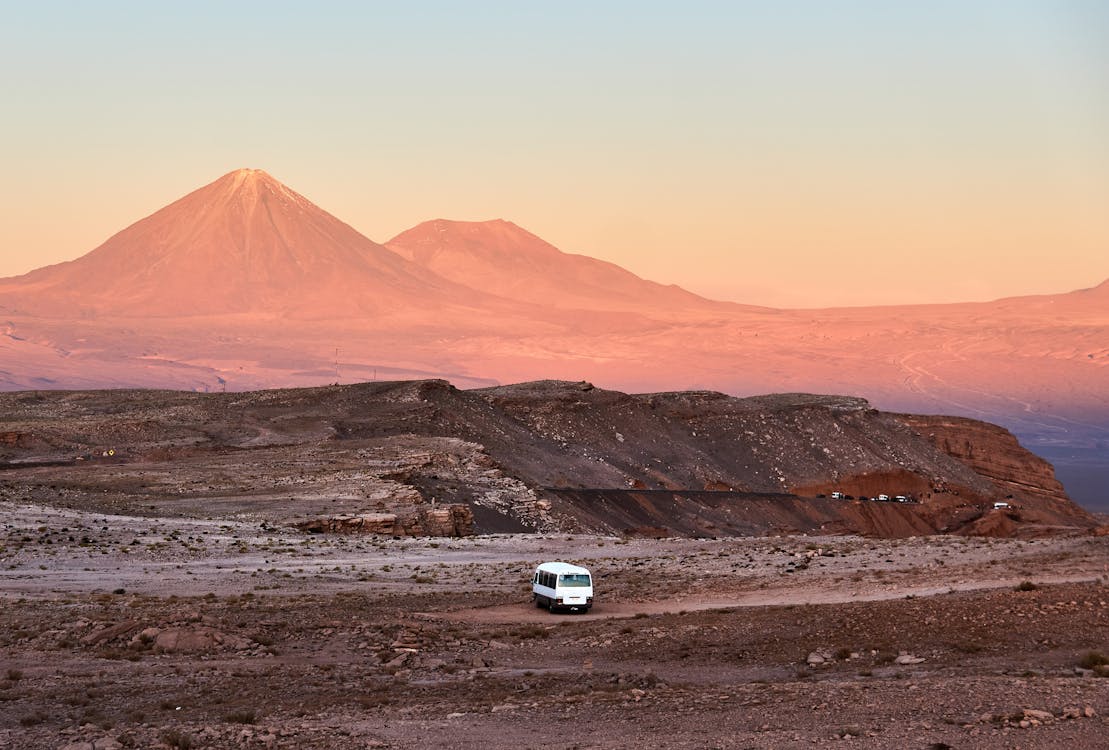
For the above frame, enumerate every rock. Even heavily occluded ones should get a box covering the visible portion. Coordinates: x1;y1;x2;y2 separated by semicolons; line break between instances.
1084;706;1097;718
806;652;826;665
79;620;142;646
154;626;251;653
131;627;161;645
93;739;122;750
1022;709;1053;722
57;744;94;750
293;504;473;537
384;652;410;669
895;653;925;665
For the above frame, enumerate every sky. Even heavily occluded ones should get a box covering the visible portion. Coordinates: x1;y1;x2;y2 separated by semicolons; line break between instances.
2;1;1108;308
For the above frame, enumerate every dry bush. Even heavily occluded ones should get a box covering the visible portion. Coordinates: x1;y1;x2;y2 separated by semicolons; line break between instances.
160;729;193;749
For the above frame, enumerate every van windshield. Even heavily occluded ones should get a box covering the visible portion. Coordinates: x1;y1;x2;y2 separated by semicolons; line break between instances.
558;574;591;587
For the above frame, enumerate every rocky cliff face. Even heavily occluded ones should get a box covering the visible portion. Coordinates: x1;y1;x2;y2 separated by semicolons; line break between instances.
896;414;1089;528
294;504;474;537
898;415;1066;499
0;380;1094;538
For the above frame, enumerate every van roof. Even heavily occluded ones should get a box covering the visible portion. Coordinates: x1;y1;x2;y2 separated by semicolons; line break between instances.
535;561;591;575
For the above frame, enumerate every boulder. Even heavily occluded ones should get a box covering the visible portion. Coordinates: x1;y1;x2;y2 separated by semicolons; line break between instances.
154;626;252;653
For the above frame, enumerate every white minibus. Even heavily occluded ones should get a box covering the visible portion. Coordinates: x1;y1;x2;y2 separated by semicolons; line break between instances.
532;561;593;613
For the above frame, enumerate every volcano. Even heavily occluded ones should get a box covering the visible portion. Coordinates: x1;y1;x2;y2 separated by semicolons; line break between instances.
387;218;734;314
0;169;476;319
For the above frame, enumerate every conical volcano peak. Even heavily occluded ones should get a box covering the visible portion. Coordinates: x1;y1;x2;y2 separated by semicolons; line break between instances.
208;167;305;206
0;167;462;318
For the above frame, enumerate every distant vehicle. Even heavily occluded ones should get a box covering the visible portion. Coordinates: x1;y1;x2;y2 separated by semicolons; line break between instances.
895;495;911;503
877;494;891;502
533;562;593;613
993;501;1011;509
831;491;845;500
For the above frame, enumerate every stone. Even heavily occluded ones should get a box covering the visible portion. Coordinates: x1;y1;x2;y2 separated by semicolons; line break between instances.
154;626;251;653
293;504;473;537
806;652;826;665
79;620;142;646
895;654;925;665
1022;709;1053;722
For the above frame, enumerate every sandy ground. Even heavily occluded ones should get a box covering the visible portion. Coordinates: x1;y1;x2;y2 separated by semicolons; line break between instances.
2;500;1108;749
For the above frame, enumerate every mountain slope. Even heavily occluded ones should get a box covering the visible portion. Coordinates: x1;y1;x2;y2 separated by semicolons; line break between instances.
0;169;476;319
386;218;737;313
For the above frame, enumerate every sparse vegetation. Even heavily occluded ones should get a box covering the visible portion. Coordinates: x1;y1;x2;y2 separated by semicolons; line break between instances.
223;709;257;724
160;729;193;749
1078;650;1109;675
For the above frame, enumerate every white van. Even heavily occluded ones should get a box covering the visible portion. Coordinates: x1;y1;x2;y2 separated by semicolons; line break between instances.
532;562;593;613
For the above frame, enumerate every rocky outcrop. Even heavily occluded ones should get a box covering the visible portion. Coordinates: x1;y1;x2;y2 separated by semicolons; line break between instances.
0;379;1095;538
294;504;474;537
898;414;1092;527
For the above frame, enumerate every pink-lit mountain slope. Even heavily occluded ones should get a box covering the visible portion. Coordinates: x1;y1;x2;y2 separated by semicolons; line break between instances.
386;219;741;314
0;169;483;319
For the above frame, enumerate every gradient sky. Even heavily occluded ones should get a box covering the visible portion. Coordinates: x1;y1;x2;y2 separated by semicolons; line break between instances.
2;1;1108;308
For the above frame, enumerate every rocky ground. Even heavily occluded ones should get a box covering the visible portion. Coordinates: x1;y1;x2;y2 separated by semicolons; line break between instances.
2;499;1108;749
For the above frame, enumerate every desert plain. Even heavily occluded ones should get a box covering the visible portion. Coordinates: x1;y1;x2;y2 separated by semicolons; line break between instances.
2;494;1108;749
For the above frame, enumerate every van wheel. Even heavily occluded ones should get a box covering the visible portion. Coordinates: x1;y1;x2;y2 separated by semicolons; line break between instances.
548;601;558;614
534;595;544;609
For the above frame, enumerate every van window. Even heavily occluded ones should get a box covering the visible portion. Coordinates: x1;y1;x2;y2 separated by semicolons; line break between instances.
558;574;590;587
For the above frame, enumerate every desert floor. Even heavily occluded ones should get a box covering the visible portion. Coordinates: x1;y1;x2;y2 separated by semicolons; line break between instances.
1;500;1108;749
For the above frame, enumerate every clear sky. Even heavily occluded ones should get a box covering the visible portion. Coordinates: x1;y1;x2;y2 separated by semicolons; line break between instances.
2;1;1108;307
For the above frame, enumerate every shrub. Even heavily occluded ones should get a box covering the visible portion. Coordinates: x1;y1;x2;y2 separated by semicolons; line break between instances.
1014;580;1038;592
1078;651;1109;669
223;709;256;724
160;729;193;749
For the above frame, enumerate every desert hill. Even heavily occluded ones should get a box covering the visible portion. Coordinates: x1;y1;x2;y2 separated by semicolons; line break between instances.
0;380;1092;538
0;168;1105;495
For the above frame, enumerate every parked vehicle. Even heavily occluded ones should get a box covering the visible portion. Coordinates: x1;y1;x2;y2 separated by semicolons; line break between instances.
533;561;593;613
831;491;845;500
